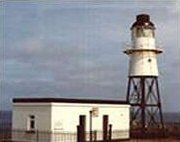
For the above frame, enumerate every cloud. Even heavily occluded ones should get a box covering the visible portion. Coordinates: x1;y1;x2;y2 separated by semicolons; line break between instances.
1;0;179;112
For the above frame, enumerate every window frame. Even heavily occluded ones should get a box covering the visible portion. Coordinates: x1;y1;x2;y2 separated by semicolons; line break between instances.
27;114;36;133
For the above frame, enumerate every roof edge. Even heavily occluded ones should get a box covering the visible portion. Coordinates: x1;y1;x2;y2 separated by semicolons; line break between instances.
13;98;128;105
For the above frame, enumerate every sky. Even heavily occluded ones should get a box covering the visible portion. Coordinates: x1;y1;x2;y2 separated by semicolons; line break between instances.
0;0;179;112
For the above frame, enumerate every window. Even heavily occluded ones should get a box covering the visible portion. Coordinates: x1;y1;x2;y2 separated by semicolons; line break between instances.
27;115;35;131
133;27;154;38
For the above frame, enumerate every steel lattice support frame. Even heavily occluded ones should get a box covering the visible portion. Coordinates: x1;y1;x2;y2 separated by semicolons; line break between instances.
126;76;164;131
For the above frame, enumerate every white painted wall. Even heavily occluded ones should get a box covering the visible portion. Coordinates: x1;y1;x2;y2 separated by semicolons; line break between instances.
51;103;130;133
12;102;130;141
133;37;156;49
12;103;51;131
126;25;162;77
129;51;159;76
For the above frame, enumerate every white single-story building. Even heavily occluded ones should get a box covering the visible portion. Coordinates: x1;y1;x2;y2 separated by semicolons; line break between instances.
12;98;130;142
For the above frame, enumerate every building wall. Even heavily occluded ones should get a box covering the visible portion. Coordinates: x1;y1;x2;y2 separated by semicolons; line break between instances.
51;103;130;141
12;103;51;131
51;103;130;132
12;102;130;141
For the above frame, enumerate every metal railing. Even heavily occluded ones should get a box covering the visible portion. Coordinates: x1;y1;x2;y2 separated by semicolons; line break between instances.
0;129;11;141
11;130;77;142
0;129;179;142
0;129;129;142
0;130;77;142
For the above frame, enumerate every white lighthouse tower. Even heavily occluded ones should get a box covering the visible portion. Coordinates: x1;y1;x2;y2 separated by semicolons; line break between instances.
124;14;164;131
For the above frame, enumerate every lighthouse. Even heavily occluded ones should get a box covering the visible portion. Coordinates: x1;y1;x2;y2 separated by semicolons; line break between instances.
124;14;164;131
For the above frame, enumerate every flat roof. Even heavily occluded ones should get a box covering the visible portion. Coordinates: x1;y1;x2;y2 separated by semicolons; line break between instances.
13;98;128;105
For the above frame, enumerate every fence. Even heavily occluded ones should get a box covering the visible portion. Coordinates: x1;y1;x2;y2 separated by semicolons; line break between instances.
0;129;180;142
11;130;77;142
0;129;129;142
0;130;11;141
1;130;77;142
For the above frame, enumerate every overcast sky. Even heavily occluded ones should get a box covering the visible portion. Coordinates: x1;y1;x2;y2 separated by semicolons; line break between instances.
0;0;179;112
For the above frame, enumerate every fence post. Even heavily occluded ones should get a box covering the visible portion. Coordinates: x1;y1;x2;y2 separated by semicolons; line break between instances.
79;115;86;141
108;124;112;141
89;111;93;142
77;125;84;142
36;130;39;142
93;130;97;141
103;115;108;141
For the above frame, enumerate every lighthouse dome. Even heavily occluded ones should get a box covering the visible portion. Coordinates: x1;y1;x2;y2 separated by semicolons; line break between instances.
131;14;155;30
